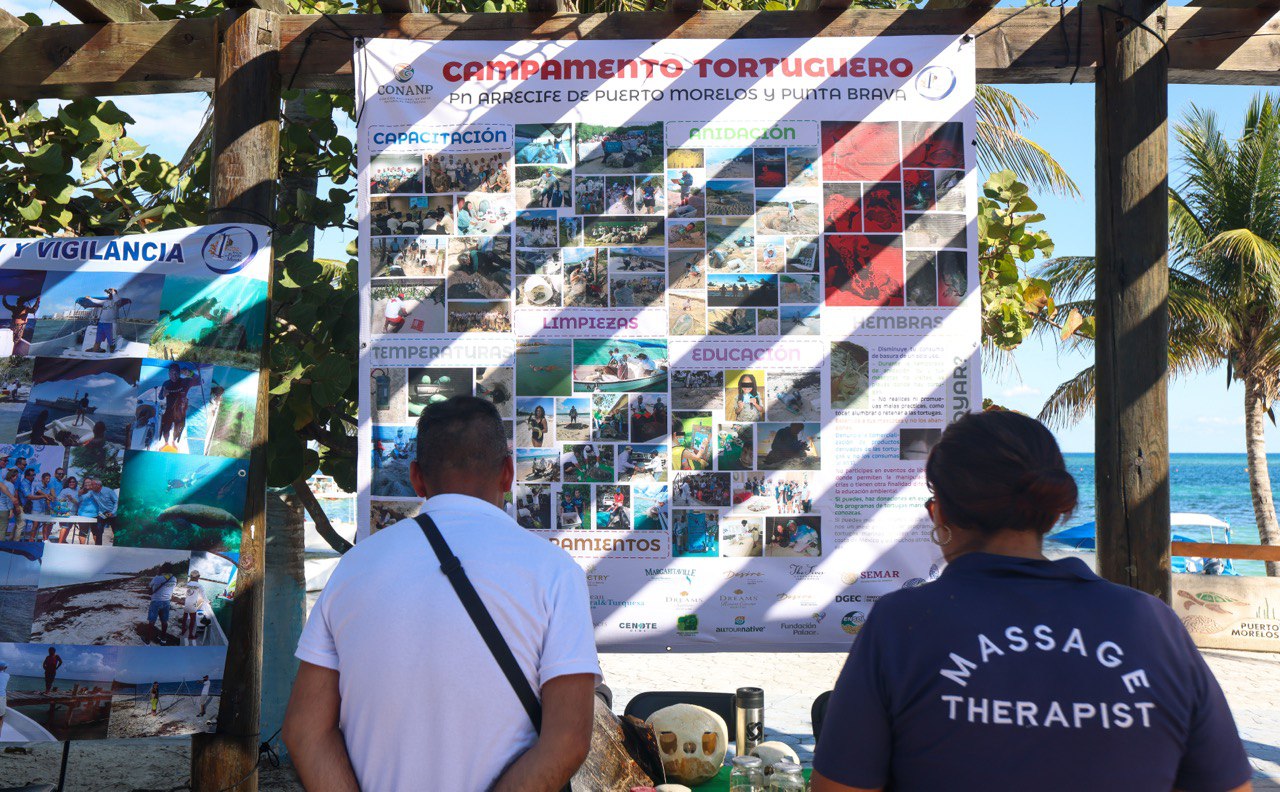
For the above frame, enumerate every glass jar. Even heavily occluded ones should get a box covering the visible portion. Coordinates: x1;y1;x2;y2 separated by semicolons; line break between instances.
729;754;766;792
768;761;806;792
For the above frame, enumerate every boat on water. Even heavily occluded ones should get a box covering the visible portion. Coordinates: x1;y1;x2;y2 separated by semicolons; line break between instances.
1046;512;1239;575
33;391;95;414
573;365;667;393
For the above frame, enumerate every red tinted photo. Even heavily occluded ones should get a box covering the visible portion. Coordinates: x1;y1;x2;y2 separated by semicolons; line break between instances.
861;183;903;234
903;169;935;212
824;234;904;307
821;122;901;182
823;184;861;233
902;122;966;169
754;148;787;188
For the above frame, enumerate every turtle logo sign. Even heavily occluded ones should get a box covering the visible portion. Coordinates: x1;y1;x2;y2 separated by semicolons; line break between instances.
915;65;956;101
394;63;415;82
201;226;258;274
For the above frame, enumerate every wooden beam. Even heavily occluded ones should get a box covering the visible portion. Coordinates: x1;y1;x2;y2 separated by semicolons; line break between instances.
0;7;27;27
189;8;280;792
1094;0;1171;602
378;0;427;12
0;6;26;50
53;0;157;23
1171;542;1280;562
0;18;216;98
4;7;1280;98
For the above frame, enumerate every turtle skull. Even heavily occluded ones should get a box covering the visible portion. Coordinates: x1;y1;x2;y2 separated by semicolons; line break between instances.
646;704;728;786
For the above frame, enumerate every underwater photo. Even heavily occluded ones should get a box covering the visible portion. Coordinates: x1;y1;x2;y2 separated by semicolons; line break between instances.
114;451;247;552
149;276;266;370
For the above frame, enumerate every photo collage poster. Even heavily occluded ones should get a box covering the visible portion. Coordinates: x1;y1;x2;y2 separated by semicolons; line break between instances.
357;37;981;649
0;225;268;741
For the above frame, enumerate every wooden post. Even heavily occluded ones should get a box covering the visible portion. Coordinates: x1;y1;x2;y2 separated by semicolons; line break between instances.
190;7;280;792
1094;0;1171;601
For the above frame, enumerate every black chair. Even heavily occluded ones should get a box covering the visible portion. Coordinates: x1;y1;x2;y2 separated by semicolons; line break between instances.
811;690;832;745
623;690;738;741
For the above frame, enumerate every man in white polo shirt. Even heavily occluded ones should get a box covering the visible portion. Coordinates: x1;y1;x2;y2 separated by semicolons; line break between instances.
284;396;599;791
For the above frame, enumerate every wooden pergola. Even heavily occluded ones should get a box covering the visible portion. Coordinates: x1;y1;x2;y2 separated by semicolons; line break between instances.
3;0;1279;788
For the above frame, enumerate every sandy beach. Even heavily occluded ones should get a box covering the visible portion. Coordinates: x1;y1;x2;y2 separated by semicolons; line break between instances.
766;375;821;422
555;416;590;443
672;385;723;411
107;694;219;738
756;203;820;234
32;571;185;646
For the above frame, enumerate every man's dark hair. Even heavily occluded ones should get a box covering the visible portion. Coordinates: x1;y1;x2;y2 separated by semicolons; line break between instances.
415;395;509;480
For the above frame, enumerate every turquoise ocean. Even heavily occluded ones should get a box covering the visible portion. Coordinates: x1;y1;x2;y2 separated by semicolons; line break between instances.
1062;453;1275;576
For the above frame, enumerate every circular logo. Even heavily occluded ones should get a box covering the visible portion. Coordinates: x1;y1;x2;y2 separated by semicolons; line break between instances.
840;571;859;586
201;225;258;274
734;615;746;626
915;66;957;101
840;610;866;636
393;63;415;83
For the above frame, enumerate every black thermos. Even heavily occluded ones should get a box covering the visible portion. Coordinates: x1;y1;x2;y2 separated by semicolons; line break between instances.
734;686;764;756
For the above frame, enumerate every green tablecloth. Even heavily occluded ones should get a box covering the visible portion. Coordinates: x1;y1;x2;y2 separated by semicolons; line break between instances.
690;766;813;790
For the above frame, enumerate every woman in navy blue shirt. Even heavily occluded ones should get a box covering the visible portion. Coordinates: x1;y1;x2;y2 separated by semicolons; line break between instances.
812;410;1252;792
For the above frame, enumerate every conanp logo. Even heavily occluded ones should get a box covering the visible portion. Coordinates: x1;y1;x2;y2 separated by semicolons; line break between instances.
201;225;258;274
840;610;866;636
393;63;415;82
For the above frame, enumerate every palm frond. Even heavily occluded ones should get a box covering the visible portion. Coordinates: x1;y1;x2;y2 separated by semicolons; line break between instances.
1201;228;1280;296
1038;365;1095;429
975;86;1080;198
1036;256;1095;303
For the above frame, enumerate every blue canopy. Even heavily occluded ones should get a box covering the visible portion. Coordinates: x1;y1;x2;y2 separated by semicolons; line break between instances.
1047;522;1197;550
1046;523;1235;574
1045;522;1099;549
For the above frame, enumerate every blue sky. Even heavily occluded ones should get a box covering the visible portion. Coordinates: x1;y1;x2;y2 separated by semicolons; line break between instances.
112;644;225;684
12;0;1274;453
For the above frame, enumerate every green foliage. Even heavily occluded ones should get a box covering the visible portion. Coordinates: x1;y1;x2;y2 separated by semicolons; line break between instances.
0;99;201;235
69;446;123;491
978;170;1081;352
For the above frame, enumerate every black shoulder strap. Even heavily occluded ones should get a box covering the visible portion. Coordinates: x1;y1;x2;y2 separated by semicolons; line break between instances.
415;512;543;734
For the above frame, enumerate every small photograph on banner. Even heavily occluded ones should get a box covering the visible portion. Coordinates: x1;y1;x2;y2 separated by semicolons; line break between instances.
148;275;266;370
29;271;163;360
115;450;247;552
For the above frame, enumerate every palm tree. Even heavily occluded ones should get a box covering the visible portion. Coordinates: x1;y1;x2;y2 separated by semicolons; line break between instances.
1039;94;1280;575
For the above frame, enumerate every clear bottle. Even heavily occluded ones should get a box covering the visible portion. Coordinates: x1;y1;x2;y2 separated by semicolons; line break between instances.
729;754;766;792
768;761;806;792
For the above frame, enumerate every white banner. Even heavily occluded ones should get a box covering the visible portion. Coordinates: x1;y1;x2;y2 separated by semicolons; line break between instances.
356;36;980;650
